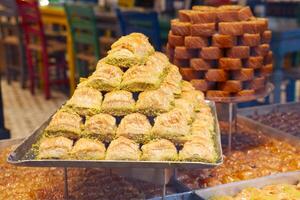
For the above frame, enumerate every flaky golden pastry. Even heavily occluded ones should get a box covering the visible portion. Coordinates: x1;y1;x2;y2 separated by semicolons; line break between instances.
160;65;182;96
84;113;116;142
141;139;178;161
181;90;205;111
106;136;140;160
152;109;190;143
101;90;135;116
65;87;102;116
179;136;217;162
136;89;174;116
71;138;106;160
116;113;152;143
38;136;73;159
181;80;196;92
45;110;82;139
174;98;195;122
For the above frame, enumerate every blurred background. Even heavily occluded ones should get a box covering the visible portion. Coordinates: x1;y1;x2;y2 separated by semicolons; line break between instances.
0;0;300;139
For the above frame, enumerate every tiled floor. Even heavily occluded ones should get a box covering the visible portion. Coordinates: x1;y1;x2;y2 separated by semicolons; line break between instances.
1;81;67;139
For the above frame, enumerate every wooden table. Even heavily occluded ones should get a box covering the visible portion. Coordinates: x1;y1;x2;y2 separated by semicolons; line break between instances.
269;17;300;103
40;6;76;95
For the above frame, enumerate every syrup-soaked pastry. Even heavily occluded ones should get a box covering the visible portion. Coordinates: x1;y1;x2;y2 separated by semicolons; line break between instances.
79;63;123;91
146;52;170;71
168;31;184;47
179;136;217;162
191;23;216;37
173;58;190;67
205;69;228;82
174;46;198;59
241;33;261;47
179;68;200;80
212;34;237;48
243;19;267;34
206;90;230;98
167;43;175;62
174;98;195;122
45;110;82;139
106;136;140;160
190;10;217;24
171;19;191;36
121;64;162;91
160;64;182;96
218;80;242;93
232;68;254;81
190;58;213;71
180;90;205;111
250;77;265;90
216;5;240;22
141;139;178;161
38;136;73;159
71;138;106;160
65;87;102;116
84;113;116;142
189;118;213;141
106;33;154;68
261;64;273;77
136;89;174;116
256;17;269;31
101;90;135;116
245;56;263;69
219;22;244;36
151;108;190;143
191;79;215;92
192;6;216;11
178;10;193;22
253;44;270;56
262;30;272;44
236;89;255;97
227;46;250;59
238;6;253;21
184;36;208;49
264;51;273;64
200;47;223;60
218;58;242;70
181;80;196;92
116;113;152;144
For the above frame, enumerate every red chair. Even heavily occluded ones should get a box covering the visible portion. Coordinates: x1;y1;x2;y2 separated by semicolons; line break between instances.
16;0;68;99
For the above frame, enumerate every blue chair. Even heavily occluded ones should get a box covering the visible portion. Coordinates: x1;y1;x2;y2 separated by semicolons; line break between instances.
116;8;162;51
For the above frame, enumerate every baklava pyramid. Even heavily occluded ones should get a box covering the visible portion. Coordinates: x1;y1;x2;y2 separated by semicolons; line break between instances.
38;33;219;163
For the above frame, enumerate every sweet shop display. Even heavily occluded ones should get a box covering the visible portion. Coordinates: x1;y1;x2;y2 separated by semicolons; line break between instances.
177;123;300;189
167;5;273;99
27;33;220;163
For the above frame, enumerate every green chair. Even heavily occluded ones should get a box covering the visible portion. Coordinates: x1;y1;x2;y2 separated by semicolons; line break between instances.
64;3;100;79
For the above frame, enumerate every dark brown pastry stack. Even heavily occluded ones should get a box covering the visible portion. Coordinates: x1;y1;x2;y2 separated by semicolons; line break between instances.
167;5;273;99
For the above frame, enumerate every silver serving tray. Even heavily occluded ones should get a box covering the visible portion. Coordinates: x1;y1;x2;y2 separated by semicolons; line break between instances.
196;170;300;199
7;100;223;169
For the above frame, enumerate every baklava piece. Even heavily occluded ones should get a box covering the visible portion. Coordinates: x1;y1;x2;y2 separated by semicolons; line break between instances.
105;33;154;68
79;63;123;91
101;90;135;116
136;89;174;116
116;113;152;143
179;136;217;162
38;136;73;159
180;90;205;111
71;138;106;160
106;136;140;160
141;139;178;161
84;113;116;142
174;98;195;122
65;87;102;116
160;65;182;96
151;109;190;143
44;110;82;139
181;80;196;92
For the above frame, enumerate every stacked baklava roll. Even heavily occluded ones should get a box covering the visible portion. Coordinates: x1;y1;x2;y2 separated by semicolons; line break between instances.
167;5;273;99
37;33;219;163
